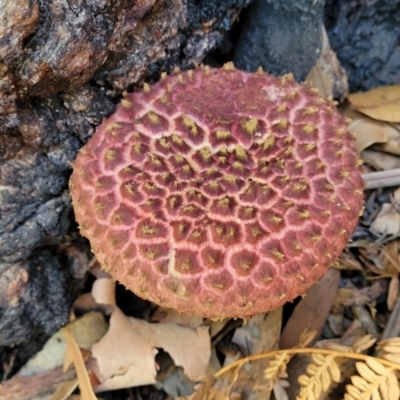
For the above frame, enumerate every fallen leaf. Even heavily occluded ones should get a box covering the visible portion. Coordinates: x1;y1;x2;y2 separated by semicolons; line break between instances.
347;114;390;153
92;307;210;391
279;269;340;349
337;252;364;271
305;26;348;100
370;203;400;236
361;149;400;170
18;312;108;377
333;281;389;309
63;327;98;400
347;84;400;123
387;276;399;311
380;239;400;274
374;125;400;155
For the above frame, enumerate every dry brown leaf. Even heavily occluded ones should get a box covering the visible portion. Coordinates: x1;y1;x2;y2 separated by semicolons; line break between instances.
346;112;390;153
387;276;399;311
361;149;400;170
347;84;400;123
370;203;400;236
92;307;210;392
380;239;400;275
305;26;348;100
337;252;364;271
63;327;98;400
280;269;340;349
374;126;400;156
332;281;388;310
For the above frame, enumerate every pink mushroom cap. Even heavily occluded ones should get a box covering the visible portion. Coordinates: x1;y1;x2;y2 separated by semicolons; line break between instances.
69;64;364;319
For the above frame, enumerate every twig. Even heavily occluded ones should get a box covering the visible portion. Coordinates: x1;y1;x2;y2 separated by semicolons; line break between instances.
362;168;400;190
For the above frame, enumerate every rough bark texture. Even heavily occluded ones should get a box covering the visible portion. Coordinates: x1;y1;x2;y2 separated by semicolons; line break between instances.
324;0;400;92
233;0;325;81
0;0;250;350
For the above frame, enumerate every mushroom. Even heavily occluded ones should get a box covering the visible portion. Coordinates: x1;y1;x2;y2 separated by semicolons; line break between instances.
69;64;364;319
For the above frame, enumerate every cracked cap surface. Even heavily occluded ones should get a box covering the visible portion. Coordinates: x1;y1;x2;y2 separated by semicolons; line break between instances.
69;65;364;318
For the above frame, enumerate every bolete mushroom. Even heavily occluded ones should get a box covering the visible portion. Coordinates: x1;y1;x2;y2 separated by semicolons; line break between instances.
69;64;364;319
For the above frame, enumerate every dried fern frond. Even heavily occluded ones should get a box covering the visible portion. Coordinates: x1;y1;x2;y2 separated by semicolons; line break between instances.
263;351;291;389
296;328;317;348
260;329;315;394
187;376;229;400
297;353;341;400
377;338;400;348
323;334;376;354
344;358;400;400
210;345;400;400
377;337;400;365
216;348;400;378
352;335;378;354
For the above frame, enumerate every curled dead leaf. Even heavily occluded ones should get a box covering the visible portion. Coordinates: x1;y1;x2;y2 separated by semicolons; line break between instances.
348;84;400;123
92;308;211;392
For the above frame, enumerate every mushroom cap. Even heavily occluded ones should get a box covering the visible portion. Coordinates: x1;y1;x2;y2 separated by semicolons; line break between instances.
69;65;364;319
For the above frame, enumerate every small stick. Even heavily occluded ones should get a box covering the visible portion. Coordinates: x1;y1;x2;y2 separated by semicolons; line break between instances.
362;168;400;190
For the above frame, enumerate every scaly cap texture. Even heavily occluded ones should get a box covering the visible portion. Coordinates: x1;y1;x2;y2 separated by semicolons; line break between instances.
69;64;364;318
